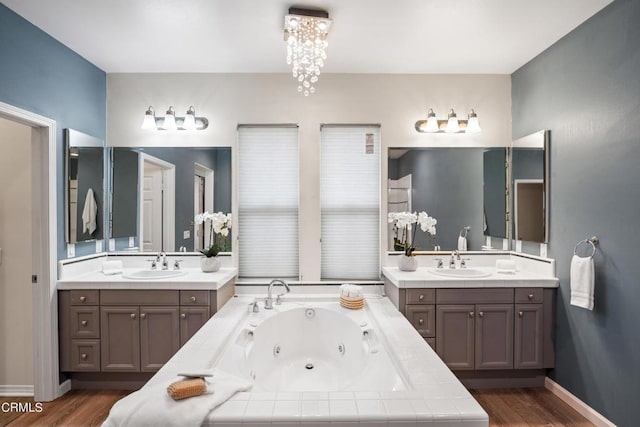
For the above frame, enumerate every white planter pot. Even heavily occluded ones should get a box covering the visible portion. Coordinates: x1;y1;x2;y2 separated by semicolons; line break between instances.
398;255;418;272
200;256;222;273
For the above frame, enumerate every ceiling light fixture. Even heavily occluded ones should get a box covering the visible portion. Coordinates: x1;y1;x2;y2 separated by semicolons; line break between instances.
415;108;481;134
141;105;209;131
284;7;332;96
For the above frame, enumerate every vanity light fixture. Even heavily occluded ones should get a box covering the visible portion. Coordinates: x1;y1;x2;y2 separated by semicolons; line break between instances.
415;108;482;134
284;7;332;96
141;105;209;131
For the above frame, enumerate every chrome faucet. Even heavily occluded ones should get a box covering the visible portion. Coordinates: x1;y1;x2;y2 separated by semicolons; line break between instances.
264;279;290;310
159;252;169;270
449;250;460;269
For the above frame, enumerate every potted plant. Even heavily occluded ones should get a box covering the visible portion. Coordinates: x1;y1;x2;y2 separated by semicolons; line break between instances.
388;211;437;271
194;211;232;272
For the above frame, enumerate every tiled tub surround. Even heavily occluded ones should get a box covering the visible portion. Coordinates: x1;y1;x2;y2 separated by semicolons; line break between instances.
383;253;558;389
137;293;488;426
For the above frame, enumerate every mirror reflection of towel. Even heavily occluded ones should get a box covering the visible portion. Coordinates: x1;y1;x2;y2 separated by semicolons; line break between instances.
82;188;97;235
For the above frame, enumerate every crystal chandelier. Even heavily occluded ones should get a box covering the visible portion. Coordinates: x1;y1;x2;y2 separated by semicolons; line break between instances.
284;8;332;96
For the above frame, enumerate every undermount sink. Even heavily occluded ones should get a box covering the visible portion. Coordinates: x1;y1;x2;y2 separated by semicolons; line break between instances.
428;268;492;278
122;269;187;280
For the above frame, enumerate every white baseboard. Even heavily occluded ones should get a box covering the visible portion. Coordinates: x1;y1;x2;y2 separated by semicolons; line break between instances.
545;377;616;427
0;385;34;397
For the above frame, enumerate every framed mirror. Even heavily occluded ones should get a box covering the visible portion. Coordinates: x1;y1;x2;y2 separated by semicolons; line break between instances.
109;147;232;252
510;130;549;243
65;129;105;243
388;148;501;252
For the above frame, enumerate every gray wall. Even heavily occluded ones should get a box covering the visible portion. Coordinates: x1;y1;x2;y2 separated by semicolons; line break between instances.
483;149;506;238
512;0;640;424
391;149;484;251
0;4;106;260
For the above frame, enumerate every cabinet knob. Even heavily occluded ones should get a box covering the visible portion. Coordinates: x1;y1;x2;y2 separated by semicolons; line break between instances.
79;296;86;302
181;313;187;319
418;294;424;301
190;296;197;303
479;312;484;317
130;313;136;319
81;353;87;360
81;320;88;326
519;311;524;317
469;311;474;318
528;294;534;300
418;318;424;325
140;313;146;319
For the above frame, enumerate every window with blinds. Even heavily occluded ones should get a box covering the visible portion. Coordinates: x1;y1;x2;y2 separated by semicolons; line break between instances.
238;126;299;278
320;125;380;280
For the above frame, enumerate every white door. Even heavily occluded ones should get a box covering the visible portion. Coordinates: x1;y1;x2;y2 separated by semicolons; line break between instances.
0;117;34;391
143;162;163;252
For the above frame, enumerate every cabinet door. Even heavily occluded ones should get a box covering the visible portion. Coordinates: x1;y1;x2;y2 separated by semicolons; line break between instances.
475;304;514;370
406;305;435;337
515;303;544;369
436;305;475;370
180;307;210;346
100;306;140;372
140;306;180;372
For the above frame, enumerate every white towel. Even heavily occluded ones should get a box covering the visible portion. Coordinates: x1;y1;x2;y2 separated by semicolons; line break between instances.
102;260;123;275
102;369;252;427
457;235;467;251
496;259;517;274
81;188;98;235
570;255;595;310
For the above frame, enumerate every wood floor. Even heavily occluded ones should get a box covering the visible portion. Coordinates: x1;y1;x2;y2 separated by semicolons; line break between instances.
0;388;593;426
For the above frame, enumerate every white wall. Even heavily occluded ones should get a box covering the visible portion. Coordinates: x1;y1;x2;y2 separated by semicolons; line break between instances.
108;73;511;280
0;117;33;388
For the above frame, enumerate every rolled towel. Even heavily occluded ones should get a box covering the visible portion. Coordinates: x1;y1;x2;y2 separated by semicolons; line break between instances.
570;255;595;310
340;283;363;298
167;378;206;400
102;260;123;275
495;259;517;274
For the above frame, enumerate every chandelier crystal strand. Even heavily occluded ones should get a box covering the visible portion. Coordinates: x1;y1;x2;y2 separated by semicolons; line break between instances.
285;14;330;96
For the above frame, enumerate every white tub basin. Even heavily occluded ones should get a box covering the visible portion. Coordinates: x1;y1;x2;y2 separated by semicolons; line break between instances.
122;269;187;280
429;267;492;278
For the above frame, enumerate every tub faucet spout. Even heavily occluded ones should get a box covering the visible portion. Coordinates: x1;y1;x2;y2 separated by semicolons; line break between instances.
265;279;290;310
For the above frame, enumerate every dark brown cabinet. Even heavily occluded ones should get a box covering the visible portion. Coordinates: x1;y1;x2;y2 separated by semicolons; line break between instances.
100;306;141;372
514;303;543;368
474;304;514;370
406;305;436;338
180;306;210;346
436;304;475;370
140;306;180;371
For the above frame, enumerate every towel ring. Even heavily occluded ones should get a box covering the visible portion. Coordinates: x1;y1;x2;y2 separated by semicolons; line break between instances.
574;237;598;258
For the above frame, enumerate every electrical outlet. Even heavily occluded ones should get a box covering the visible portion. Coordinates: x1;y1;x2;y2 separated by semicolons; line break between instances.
540;243;548;258
67;243;75;258
129;236;134;247
183;230;190;239
95;240;103;253
109;239;116;251
516;240;523;253
502;239;508;251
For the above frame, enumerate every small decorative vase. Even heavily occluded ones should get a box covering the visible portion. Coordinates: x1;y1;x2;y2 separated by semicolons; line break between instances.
398;255;418;272
200;256;222;273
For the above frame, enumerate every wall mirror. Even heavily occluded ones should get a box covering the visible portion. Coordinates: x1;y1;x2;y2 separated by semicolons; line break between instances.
109;147;232;252
65;129;105;243
388;148;506;252
510;130;549;243
483;148;508;239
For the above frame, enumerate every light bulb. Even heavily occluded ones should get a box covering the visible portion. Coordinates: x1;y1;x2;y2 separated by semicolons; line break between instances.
466;109;481;133
162;106;177;130
425;109;439;133
141;106;156;130
445;109;459;133
183;106;196;130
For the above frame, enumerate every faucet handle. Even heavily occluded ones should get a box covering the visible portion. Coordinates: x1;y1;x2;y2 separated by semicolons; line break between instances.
147;258;158;269
434;258;443;268
460;258;471;268
173;260;183;270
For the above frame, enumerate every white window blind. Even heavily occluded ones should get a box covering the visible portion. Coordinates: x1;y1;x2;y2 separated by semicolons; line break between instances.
320;125;380;280
238;126;299;278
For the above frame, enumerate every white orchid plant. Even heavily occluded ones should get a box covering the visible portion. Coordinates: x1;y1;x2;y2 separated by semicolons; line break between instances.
388;211;437;256
194;211;232;257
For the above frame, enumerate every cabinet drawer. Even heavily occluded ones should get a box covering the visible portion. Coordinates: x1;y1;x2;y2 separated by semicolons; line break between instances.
406;289;435;305
180;290;210;306
406;305;435;337
70;340;100;371
436;288;513;304
70;306;99;338
515;288;543;304
70;290;99;305
101;290;179;305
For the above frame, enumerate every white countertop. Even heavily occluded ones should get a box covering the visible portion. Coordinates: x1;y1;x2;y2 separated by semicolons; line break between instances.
382;266;559;289
56;267;237;290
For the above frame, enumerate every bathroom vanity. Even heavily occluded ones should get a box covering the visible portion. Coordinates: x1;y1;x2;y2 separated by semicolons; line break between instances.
383;253;558;388
56;254;236;388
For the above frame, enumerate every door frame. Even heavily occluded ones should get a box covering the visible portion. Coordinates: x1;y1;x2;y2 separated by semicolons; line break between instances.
0;101;58;401
193;163;214;249
138;153;175;252
513;178;543;241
